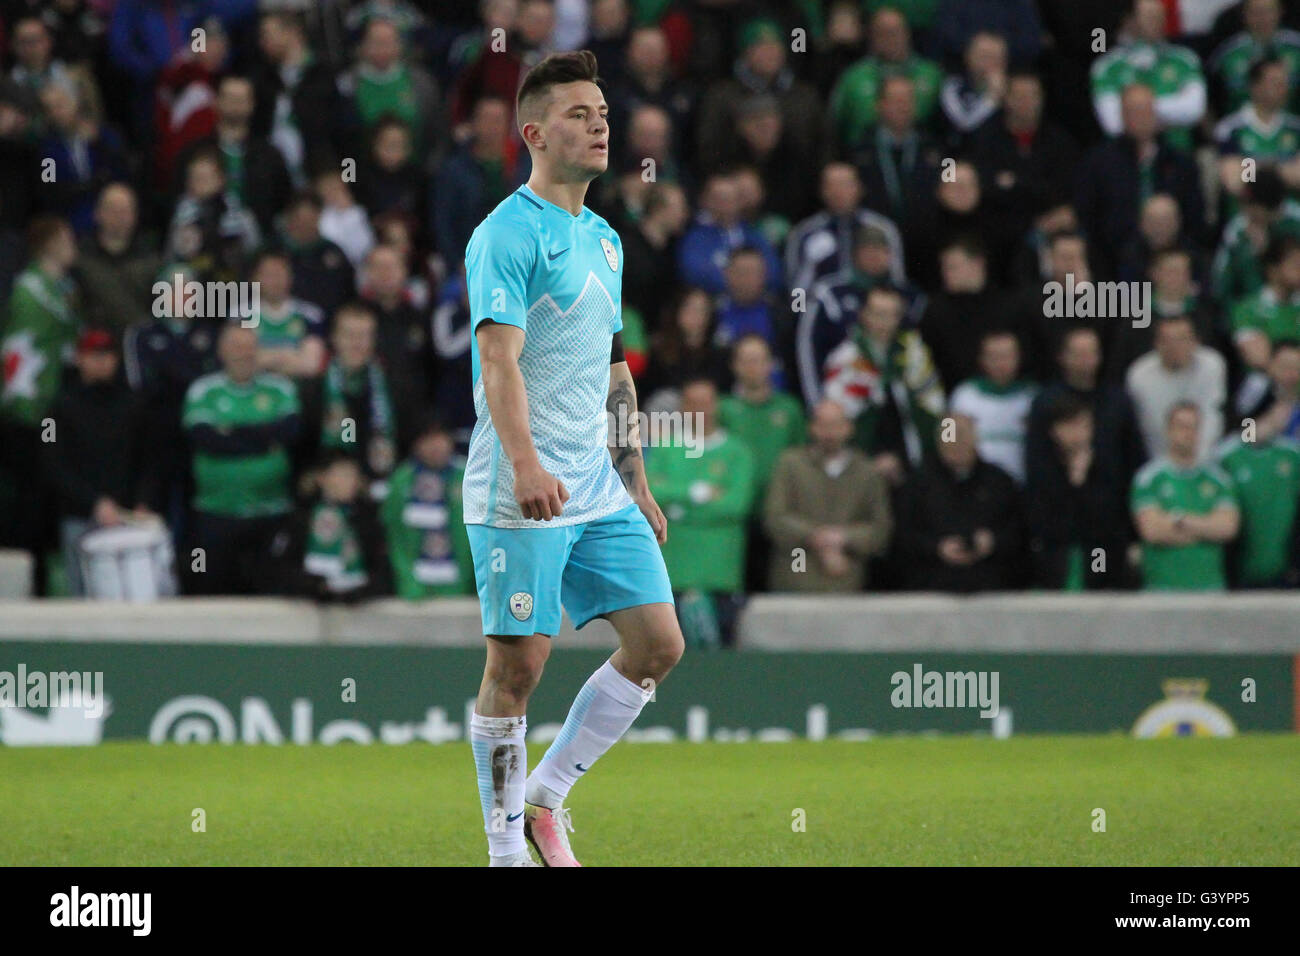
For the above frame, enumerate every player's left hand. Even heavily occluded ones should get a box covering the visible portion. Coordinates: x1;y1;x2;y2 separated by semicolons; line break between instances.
634;490;668;544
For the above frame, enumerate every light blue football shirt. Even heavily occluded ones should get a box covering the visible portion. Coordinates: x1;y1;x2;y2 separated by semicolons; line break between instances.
463;184;631;528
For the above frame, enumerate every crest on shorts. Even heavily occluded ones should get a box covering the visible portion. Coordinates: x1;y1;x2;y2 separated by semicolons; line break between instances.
600;237;618;272
509;591;534;621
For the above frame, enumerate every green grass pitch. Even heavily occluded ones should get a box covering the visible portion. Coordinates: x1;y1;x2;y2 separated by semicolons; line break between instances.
2;735;1296;866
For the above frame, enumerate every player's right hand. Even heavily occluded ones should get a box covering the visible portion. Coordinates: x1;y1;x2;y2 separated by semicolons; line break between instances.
514;461;569;521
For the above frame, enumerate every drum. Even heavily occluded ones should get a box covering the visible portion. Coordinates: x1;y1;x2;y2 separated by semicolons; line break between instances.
77;520;178;601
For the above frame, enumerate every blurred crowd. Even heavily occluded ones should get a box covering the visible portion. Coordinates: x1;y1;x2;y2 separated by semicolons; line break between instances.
3;0;1300;633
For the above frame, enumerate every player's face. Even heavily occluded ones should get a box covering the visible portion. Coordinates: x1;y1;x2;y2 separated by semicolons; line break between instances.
541;82;609;181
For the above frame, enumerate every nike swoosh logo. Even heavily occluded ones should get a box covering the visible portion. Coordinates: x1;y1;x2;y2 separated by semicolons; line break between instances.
506;810;524;822
548;248;569;260
575;762;589;773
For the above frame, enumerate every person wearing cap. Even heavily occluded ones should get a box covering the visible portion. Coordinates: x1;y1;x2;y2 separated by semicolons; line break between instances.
43;329;154;595
695;17;824;181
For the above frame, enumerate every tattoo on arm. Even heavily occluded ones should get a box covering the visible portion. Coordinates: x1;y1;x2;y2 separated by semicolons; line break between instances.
606;375;643;492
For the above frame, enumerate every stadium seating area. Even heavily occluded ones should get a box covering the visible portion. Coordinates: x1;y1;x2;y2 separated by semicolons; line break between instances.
3;0;1300;633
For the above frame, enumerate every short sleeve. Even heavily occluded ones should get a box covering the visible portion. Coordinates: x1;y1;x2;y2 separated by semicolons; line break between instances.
610;230;624;334
465;218;536;334
1130;471;1158;513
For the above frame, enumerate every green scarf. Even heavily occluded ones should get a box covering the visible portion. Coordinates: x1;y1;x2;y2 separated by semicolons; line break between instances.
321;361;396;475
304;502;368;592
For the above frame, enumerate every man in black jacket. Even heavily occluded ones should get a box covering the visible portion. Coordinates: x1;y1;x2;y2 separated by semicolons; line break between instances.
43;329;154;594
1074;83;1206;278
894;413;1023;591
1024;392;1134;589
1024;324;1148;493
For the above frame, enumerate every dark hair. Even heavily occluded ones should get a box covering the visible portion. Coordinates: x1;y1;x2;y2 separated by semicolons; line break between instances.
1242;167;1287;209
1248;57;1285;87
26;214;70;255
517;50;601;124
940;234;987;260
1263;234;1300;269
334;301;377;326
1058;323;1100;351
1047;229;1087;251
1046;392;1091;427
1273;338;1300;353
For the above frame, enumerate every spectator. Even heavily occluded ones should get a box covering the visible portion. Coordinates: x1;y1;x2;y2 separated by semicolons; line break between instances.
950;330;1038;483
824;284;945;486
801;223;926;405
1127;314;1227;461
429;275;477;444
1215;58;1300;204
9;16;75;104
123;265;222;526
43;329;153;595
1075;83;1206;278
643;377;756;647
176;74;292;238
166;146;260;281
1027;324;1147;487
282;451;391;601
909;158;1014;289
620;181;689;327
785;161;906;297
968;69;1078;270
933;0;1042;68
1090;0;1206;151
245;250;327;380
714;94;818;224
719;334;806;590
830;7;942;150
920;236;1027;390
764;398;892;592
433;96;527;265
1115;193;1198;286
314;166;377;269
276;190;356;319
713;246;789;367
37;78;130;236
641;287;731;409
852;75;943;251
1214;408;1300;589
1;216;80;431
381;417;475;599
1238;340;1300;442
607;24;694;159
337;17;442;159
695;17;824;181
360;243;434;425
1229;235;1300;377
300;302;398;486
1208;0;1300;114
676;172;782;296
1211;167;1300;306
1024;394;1133;590
939;31;1008;146
1131;402;1239;591
74;183;161;336
251;10;342;185
152;15;226;188
182;323;300;595
894;413;1023;591
357;117;428;239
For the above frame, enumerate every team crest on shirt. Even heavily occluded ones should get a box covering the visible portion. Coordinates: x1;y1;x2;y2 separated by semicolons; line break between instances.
509;592;534;621
600;237;618;271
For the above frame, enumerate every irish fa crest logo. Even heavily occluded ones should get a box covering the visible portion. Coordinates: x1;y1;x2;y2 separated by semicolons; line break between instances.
509;592;534;621
600;236;618;271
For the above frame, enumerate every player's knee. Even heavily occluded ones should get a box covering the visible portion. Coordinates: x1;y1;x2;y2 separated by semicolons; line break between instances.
646;631;685;678
486;650;547;701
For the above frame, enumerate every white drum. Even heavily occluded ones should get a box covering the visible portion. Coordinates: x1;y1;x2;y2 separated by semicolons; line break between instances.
77;520;177;602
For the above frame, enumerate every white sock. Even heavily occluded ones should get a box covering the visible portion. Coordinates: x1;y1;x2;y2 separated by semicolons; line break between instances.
525;660;648;807
469;712;527;860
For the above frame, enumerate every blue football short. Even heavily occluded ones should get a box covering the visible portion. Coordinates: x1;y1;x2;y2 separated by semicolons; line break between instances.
466;502;675;636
